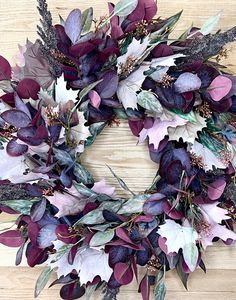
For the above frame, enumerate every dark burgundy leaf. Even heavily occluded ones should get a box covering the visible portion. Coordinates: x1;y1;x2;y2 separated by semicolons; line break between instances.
70;41;95;57
96;70;119;98
60;282;85;300
16;79;40;100
0;92;15;106
114;262;134;285
0;230;24;247
1;109;31;128
130;255;138;282
6;138;28;156
26;243;48;267
35;124;48;139
138;275;150;300
128;119;144;137
152;44;173;58
107;273;121;289
116;227;135;245
30;199;47;222
163;200;184;220
68;245;78;265
56;224;79;244
0;55;11;80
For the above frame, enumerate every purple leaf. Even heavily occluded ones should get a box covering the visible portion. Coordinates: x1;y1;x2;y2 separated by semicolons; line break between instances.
114;262;134;285
116;227;135;245
1;109;31;128
163;201;184;220
109;245;130;267
15;241;26;265
208;76;233;101
138;275;150;300
207;179;226;200
174;72;202;93
0;230;24;247
143;193;166;215
16;79;40;100
65;9;82;44
0;55;11;80
30;199;47;222
15;94;31;118
6;138;28;156
96;71;119;98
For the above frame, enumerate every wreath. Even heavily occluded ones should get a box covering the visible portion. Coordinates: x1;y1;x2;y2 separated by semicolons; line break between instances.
0;0;236;299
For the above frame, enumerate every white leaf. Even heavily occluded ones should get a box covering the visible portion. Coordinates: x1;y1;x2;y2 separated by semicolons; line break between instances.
55;76;78;104
117;65;149;110
190;141;227;171
117;37;149;73
157;219;198;254
168;113;206;144
151;54;185;68
47;241;113;284
200;11;223;35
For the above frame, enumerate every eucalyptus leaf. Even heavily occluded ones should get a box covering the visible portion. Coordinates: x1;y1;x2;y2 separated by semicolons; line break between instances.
34;267;53;298
74;163;94;185
113;0;138;17
0;80;14;92
51;244;73;263
155;281;166;300
79;79;103;100
182;242;198;272
85;122;107;147
74;183;98;198
150;11;183;43
74;201;122;226
59;14;65;26
81;8;93;34
137;91;163;113
1;199;36;215
114;108;128;120
200;11;222;35
106;165;135;195
85;283;98;300
118;194;150;214
89;230;115;247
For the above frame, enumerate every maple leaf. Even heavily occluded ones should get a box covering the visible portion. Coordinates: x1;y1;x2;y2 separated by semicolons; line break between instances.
198;202;236;249
138;114;187;150
55;75;79;104
157;219;198;271
117;37;149;74
168;113;206;144
47;240;112;284
190;141;228;171
45;179;115;218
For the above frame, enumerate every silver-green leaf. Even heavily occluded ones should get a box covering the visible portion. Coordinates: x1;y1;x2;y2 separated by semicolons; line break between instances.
113;0;138;17
1;199;36;215
200;11;222;35
118;194;150;214
137;91;163;113
182;242;198;272
81;8;93;34
89;230;115;247
34;267;53;298
155;281;166;300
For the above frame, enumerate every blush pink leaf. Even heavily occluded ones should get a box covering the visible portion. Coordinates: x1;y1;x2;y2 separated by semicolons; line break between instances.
207;179;226;200
208;75;232;101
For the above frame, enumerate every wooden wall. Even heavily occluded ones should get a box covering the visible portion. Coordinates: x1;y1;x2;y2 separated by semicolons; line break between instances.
0;0;236;299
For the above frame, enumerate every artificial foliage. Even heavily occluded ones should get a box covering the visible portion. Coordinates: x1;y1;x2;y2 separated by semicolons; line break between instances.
0;0;236;299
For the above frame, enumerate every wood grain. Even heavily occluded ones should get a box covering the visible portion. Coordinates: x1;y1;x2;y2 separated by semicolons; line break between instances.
1;0;236;299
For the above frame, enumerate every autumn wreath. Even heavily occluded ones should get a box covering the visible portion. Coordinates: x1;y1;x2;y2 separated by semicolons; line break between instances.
0;0;236;299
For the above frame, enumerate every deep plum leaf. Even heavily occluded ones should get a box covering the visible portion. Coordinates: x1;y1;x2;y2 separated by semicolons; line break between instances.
60;282;85;300
16;79;40;100
138;275;150;300
114;262;134;285
0;230;24;247
109;245;130;267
